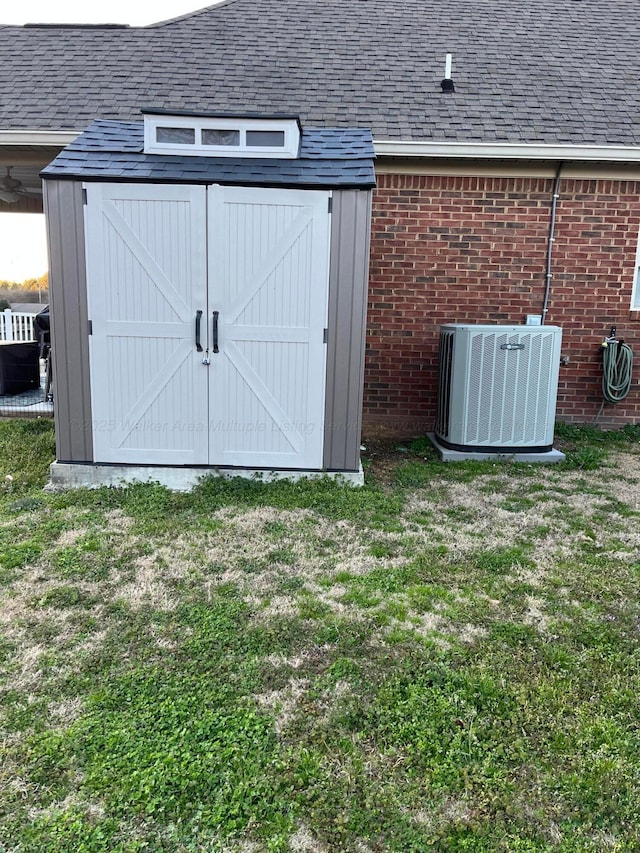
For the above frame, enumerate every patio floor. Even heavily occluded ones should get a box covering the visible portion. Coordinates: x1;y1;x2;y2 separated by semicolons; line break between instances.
0;361;53;416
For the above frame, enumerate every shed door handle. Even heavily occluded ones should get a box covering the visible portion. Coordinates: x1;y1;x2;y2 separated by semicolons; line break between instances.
212;311;220;353
195;310;203;352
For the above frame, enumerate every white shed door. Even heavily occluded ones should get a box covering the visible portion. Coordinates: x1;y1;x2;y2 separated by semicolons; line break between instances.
85;183;330;469
207;186;330;469
85;184;209;464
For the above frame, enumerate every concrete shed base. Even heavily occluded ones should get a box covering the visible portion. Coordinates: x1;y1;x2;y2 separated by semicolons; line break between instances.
427;435;566;464
47;461;364;492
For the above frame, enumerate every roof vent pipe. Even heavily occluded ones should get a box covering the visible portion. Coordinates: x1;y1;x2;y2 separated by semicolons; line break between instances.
441;53;455;92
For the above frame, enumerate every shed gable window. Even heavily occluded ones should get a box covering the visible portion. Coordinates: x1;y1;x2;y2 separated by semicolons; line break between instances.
202;129;240;147
246;130;285;147
156;126;196;144
144;115;299;158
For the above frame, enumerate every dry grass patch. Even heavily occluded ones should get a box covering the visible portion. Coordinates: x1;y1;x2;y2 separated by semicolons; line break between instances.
118;554;183;611
103;508;134;532
457;623;489;644
405;467;640;575
256;677;310;734
412;795;475;832
522;595;551;633
206;507;387;585
28;790;106;824
288;825;329;852
263;652;311;670
55;527;89;547
47;695;84;728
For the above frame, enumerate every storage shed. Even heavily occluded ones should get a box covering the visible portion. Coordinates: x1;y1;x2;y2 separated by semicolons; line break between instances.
42;112;375;488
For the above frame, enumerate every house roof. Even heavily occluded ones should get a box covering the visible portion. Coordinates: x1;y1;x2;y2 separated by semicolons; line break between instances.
1;0;639;147
9;303;47;314
41;119;376;188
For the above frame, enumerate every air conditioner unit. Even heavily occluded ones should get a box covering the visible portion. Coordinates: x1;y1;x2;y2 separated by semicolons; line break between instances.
435;324;562;452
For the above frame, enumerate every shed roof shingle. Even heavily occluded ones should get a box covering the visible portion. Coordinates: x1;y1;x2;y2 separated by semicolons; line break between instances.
1;0;640;147
41;119;376;188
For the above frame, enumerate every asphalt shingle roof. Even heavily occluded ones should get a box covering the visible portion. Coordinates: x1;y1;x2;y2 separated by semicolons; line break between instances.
1;0;640;146
41;119;376;188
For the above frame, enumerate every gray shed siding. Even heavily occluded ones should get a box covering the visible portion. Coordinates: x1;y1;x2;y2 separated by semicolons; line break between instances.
323;190;372;471
43;180;93;463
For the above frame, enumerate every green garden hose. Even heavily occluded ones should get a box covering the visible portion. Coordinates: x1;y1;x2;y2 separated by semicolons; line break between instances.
601;339;633;404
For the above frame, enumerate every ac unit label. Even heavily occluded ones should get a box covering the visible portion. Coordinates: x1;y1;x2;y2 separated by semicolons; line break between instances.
500;343;525;351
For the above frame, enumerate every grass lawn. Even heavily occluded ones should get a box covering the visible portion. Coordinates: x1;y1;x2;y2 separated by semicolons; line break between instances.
0;419;639;852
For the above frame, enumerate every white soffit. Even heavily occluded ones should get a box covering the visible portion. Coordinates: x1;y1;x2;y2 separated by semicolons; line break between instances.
374;139;640;162
0;131;82;146
4;131;640;164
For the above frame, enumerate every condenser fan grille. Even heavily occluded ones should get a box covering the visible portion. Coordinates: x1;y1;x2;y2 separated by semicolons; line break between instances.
435;329;454;438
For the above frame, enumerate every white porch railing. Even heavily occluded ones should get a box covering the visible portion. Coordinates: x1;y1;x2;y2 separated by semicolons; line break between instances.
0;309;36;342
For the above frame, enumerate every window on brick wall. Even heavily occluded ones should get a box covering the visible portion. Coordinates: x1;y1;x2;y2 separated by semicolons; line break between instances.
632;230;640;310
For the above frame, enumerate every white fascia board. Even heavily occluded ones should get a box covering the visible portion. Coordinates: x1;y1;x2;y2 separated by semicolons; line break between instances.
374;139;640;162
0;131;82;146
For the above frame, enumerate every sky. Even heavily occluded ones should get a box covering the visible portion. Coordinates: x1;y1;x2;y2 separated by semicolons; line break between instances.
0;215;48;283
0;2;214;282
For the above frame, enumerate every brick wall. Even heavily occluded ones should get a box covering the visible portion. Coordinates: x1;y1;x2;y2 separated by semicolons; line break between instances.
364;173;640;435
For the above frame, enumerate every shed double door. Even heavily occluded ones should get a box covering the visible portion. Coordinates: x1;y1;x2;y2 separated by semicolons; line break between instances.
84;183;331;468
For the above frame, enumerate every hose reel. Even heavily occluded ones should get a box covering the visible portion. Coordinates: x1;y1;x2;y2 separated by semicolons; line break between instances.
600;326;633;405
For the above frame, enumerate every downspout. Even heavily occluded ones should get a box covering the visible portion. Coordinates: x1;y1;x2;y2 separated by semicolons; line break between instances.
542;162;563;323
